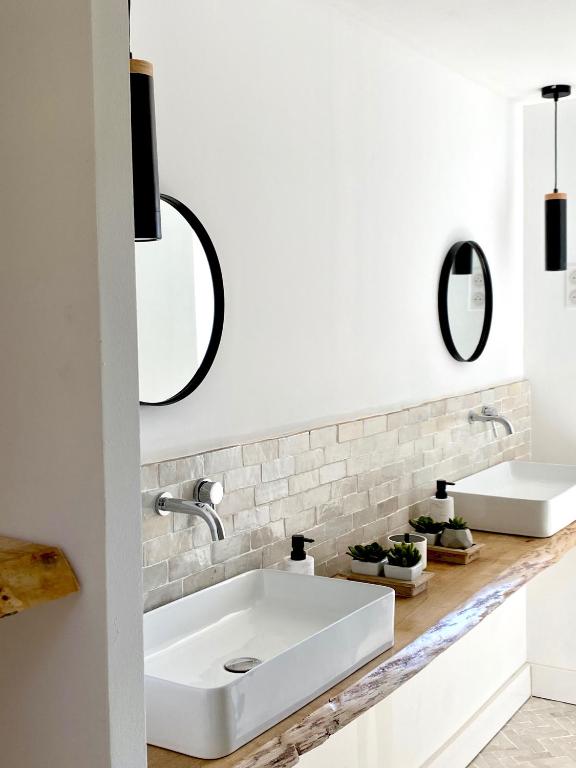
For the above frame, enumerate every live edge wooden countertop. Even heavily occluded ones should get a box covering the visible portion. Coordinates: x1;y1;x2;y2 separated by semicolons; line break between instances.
0;535;79;618
148;524;576;768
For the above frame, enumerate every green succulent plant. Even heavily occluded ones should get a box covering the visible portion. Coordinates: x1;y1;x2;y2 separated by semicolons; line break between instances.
386;542;422;568
444;516;469;530
346;542;387;563
409;516;444;534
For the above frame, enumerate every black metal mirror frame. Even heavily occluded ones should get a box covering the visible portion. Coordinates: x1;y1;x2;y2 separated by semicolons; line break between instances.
438;240;493;363
140;194;225;406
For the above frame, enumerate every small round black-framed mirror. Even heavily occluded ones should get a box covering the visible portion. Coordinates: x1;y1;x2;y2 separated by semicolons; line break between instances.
135;194;224;406
438;241;493;362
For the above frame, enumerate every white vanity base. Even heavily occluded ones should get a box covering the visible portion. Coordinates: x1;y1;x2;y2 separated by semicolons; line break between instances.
300;547;576;768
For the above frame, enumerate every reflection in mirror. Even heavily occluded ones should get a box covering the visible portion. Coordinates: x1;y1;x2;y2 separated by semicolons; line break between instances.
135;195;224;405
438;241;492;363
447;252;485;360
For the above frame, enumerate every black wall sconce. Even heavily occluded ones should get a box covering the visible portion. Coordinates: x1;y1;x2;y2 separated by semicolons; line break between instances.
129;1;161;241
542;84;571;271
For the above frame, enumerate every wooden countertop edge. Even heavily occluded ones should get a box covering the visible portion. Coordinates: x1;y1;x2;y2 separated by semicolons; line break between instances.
148;524;576;768
0;535;79;618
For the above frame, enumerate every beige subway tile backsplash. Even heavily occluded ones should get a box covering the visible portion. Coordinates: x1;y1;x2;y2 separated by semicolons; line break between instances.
204;446;243;474
233;506;270;532
211;533;250;564
217;487;255;516
168;546;211;581
144;579;182;612
141;380;532;611
362;414;388;436
242;439;279;466
225;550;263;580
293;449;325;474
278;432;310;457
288;469;320;495
285;507;316;536
324;441;351;464
338;420;363;442
261;456;295;483
250;520;285;550
183;565;225;597
255;478;289;505
143;561;168;592
224;464;261;492
310;425;337;449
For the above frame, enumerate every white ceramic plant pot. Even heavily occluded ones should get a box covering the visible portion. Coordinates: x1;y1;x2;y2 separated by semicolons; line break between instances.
440;528;474;550
388;533;427;569
384;562;424;582
422;532;440;547
351;559;386;577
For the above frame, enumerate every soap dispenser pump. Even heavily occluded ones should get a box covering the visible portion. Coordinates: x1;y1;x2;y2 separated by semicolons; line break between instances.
280;535;315;575
429;479;456;523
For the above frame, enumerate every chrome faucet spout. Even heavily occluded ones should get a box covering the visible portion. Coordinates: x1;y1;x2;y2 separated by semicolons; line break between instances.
490;416;514;435
468;406;514;437
154;480;226;541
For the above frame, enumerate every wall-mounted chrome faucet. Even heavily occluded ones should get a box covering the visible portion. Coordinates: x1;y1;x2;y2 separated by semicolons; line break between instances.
154;479;226;541
468;405;514;437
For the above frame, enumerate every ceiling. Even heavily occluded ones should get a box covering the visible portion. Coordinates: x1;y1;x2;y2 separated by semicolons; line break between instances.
341;0;576;101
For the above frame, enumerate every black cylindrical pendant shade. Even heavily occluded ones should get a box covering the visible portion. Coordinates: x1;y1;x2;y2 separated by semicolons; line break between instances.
545;192;567;271
130;59;161;241
452;241;474;275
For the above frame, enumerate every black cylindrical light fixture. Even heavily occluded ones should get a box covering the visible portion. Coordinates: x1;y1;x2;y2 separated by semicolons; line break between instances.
545;192;567;271
130;58;162;241
542;84;571;271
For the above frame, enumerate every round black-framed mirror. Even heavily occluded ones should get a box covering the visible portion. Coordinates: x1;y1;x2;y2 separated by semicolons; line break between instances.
135;194;224;405
438;241;493;362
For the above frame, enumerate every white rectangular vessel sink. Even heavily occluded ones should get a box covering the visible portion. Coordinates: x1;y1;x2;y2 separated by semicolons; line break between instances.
451;461;576;537
144;569;395;759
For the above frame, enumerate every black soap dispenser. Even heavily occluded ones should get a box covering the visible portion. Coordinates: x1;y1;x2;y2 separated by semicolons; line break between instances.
280;535;315;575
429;479;456;523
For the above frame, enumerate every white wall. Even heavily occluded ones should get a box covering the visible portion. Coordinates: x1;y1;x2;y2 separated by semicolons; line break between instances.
133;0;523;464
525;100;576;463
0;1;146;767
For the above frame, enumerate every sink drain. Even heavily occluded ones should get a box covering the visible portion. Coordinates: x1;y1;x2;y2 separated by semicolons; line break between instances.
223;657;262;674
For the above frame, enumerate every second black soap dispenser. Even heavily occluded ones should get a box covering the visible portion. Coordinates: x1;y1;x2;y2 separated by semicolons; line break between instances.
429;479;456;523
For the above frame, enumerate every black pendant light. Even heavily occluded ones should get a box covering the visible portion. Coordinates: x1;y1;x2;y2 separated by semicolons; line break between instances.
542;84;571;271
129;1;162;241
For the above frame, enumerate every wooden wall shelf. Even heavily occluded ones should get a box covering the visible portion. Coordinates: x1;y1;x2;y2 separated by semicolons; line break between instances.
0;536;79;618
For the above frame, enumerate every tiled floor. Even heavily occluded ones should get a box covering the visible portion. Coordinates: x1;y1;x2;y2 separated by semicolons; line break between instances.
469;697;576;767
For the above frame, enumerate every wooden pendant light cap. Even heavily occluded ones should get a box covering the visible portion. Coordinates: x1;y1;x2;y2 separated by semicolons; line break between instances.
545;192;567;201
130;59;153;76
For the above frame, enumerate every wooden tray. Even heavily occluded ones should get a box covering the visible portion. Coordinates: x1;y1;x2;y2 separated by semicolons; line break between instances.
334;570;434;598
426;542;485;565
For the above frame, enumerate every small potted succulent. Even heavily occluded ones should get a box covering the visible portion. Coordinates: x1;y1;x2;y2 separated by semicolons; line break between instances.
347;542;388;576
409;516;445;546
388;531;428;568
384;542;423;581
440;517;474;550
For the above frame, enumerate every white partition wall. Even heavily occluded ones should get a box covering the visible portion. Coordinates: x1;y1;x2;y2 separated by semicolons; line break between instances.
0;1;146;766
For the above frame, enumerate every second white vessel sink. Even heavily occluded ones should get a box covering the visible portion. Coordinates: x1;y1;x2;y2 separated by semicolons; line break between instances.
144;569;395;758
451;461;576;537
